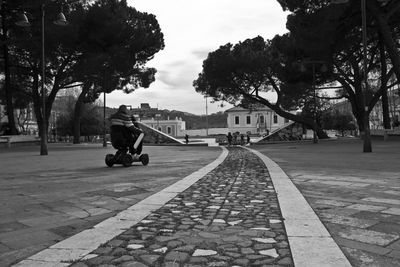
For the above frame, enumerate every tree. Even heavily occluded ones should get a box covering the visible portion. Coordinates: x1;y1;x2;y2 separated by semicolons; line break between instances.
277;0;400;131
0;0;29;135
279;0;400;137
321;110;356;137
193;36;328;138
6;0;163;147
71;0;163;143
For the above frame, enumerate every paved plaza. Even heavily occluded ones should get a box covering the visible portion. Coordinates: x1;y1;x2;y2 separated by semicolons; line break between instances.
0;139;399;266
253;138;400;267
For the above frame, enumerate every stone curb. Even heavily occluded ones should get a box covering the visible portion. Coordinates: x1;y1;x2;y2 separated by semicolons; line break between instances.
12;147;229;267
245;147;352;267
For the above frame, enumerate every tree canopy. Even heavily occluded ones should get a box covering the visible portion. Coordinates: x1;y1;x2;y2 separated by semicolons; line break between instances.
2;0;164;140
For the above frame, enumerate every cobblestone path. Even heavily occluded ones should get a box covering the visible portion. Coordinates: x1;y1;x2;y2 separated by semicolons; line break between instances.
71;147;294;267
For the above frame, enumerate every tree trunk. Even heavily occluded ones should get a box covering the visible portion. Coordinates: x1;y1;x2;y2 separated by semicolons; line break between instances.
381;86;391;129
73;100;83;144
1;8;18;135
73;83;90;144
378;35;391;129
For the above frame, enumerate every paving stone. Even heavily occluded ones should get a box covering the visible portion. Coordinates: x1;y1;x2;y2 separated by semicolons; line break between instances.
388;249;400;259
85;255;115;265
334;236;392;255
139;254;160;265
382;208;400;216
111;255;135;264
319;212;378;228
164;251;190;262
335;227;399;246
345;204;387;212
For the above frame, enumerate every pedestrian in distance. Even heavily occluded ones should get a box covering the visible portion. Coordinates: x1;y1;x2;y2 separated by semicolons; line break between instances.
227;132;233;147
246;133;251;145
233;132;238;145
185;134;189;144
240;134;244;145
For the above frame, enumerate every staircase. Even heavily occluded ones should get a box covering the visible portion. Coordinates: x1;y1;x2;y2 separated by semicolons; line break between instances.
137;121;184;145
253;122;305;143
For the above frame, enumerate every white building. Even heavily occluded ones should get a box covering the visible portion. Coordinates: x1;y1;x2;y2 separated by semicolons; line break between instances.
136;116;186;137
225;106;291;135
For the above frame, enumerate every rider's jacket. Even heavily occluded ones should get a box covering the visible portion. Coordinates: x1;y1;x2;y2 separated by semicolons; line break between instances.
109;111;141;135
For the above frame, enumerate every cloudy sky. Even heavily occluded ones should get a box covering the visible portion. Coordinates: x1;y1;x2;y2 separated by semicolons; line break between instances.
107;0;289;115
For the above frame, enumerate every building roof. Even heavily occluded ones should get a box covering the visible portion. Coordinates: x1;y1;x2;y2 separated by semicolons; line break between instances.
225;106;272;113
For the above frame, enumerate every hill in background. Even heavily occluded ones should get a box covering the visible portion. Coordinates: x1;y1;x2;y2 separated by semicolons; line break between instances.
106;106;227;130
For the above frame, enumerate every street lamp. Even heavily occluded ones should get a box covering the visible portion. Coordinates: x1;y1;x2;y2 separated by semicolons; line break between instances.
205;96;209;136
154;113;160;128
300;60;327;143
103;92;107;147
16;3;68;155
330;0;372;152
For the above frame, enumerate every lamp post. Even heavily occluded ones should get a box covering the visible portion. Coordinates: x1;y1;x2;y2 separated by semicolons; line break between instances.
16;2;68;155
331;0;372;152
300;60;327;143
103;91;107;147
155;113;161;130
205;96;209;136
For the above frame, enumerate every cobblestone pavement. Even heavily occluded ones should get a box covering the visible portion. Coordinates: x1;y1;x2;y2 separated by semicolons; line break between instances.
70;147;294;267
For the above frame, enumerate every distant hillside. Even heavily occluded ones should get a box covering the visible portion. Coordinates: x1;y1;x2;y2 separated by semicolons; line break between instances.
168;111;227;130
105;107;227;130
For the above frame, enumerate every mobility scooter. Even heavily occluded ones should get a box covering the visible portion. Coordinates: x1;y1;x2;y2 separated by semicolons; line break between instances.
105;133;149;167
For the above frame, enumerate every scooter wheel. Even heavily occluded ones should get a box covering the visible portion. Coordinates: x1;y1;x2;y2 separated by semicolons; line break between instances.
105;154;115;167
140;154;149;166
122;154;133;167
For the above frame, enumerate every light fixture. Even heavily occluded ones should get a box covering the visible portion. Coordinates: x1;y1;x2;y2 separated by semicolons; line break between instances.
15;12;30;27
53;12;68;26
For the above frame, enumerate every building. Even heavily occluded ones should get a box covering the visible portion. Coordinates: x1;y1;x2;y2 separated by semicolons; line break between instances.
130;103;186;137
138;116;186;137
225;106;291;135
331;90;400;130
0;104;38;135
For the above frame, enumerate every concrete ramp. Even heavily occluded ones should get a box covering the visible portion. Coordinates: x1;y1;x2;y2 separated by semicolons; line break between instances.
253;122;304;143
137;121;184;144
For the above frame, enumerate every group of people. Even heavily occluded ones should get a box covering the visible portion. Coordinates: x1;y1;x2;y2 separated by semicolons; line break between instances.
226;132;250;146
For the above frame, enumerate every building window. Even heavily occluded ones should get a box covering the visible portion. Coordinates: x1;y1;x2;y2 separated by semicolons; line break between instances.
273;114;278;124
167;126;172;134
246;116;251;124
235;116;240;125
158;127;162;132
259;115;265;124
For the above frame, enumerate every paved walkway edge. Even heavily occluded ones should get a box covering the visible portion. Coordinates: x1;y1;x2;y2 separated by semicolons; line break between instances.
12;147;229;267
246;147;352;267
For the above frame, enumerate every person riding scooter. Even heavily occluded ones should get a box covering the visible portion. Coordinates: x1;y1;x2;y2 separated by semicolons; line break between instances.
109;105;144;160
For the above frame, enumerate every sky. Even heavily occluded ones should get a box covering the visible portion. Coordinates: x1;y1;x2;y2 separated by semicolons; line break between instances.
106;0;289;115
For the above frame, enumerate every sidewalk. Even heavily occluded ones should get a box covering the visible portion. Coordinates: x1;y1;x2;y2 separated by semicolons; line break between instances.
0;144;221;266
253;138;400;267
